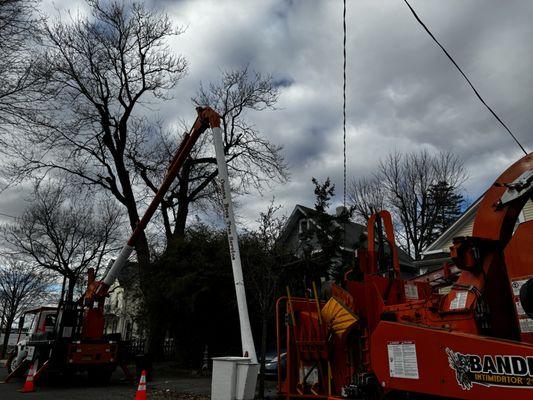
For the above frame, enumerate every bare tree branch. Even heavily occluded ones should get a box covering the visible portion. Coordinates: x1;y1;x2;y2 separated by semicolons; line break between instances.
129;68;289;239
1;0;187;264
2;180;123;301
0;0;45;134
348;150;467;259
0;256;52;357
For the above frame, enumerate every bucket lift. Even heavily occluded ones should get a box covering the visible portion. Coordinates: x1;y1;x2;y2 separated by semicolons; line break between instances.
5;107;258;399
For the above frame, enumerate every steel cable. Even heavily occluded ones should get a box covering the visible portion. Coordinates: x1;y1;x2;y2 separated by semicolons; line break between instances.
343;0;347;207
403;0;527;155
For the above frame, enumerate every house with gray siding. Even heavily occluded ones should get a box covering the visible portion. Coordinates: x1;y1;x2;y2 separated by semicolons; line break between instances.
278;205;417;279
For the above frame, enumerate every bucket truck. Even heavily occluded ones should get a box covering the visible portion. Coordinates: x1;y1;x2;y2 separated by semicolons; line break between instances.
4;107;257;396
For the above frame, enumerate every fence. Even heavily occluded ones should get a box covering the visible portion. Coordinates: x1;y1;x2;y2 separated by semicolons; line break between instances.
127;337;176;360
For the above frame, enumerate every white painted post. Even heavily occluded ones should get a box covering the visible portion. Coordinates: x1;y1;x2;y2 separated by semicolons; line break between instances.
211;126;257;364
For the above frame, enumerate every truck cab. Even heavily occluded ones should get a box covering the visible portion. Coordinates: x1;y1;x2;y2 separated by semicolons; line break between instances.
7;307;57;373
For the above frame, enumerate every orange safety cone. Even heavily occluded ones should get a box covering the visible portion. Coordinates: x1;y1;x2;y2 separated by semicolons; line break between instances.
19;359;38;393
134;370;147;400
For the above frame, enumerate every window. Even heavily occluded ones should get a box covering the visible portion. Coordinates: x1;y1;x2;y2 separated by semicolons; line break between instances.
44;314;55;325
299;219;309;234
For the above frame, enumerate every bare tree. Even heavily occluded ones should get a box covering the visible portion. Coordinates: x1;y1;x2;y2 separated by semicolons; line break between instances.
242;198;286;399
0;257;51;357
2;1;288;263
0;0;44;131
131;67;289;240
348;176;385;223
349;150;467;259
3;182;122;301
1;0;187;264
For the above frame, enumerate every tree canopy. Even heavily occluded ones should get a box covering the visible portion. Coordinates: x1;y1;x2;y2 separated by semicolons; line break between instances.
349;150;467;259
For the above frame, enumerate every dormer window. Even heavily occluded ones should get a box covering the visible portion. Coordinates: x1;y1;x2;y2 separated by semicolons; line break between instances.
299;218;310;234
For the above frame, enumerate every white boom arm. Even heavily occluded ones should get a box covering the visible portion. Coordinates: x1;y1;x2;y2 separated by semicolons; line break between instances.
211;126;257;363
96;107;256;364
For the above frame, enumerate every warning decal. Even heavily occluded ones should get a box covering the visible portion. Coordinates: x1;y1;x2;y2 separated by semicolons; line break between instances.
519;318;533;333
511;277;533;333
300;365;319;384
387;341;419;379
450;291;468;310
516;300;526;316
512;279;528;296
404;284;419;300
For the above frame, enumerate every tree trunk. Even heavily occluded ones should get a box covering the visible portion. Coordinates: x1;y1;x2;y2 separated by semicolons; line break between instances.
113;147;152;265
144;293;166;361
0;297;7;341
161;203;172;240
121;193;150;265
172;168;191;240
1;314;14;358
173;201;189;239
66;276;77;302
135;232;151;267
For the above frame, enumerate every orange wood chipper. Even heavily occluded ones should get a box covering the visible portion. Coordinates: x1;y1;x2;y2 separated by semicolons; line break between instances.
276;152;533;399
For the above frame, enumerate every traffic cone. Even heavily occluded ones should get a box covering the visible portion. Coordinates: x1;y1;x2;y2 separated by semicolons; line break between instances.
134;370;147;400
19;359;37;393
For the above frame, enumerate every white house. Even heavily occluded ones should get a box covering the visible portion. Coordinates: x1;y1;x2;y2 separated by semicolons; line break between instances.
103;262;144;340
418;197;533;273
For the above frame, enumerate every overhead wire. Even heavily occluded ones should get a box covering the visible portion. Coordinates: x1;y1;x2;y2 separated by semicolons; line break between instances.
341;0;348;274
0;211;17;219
402;0;528;155
342;0;347;208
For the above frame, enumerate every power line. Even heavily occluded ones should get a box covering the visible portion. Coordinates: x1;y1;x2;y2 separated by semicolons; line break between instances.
343;0;347;207
0;211;17;219
403;0;528;155
342;0;348;261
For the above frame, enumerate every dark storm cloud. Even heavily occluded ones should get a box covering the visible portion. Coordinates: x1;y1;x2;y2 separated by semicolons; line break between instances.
2;0;531;226
0;184;33;224
160;1;533;222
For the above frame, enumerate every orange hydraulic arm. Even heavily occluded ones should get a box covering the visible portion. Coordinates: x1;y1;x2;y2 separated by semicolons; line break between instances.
367;210;400;278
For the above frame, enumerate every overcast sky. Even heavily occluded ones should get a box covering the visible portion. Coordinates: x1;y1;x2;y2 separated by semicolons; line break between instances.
2;0;533;230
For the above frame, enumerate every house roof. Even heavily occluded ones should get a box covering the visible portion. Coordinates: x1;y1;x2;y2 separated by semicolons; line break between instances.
280;204;415;268
422;195;483;255
280;204;366;248
422;190;533;257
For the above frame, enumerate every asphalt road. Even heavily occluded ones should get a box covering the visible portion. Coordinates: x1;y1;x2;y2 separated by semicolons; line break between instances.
0;364;211;400
0;362;279;399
